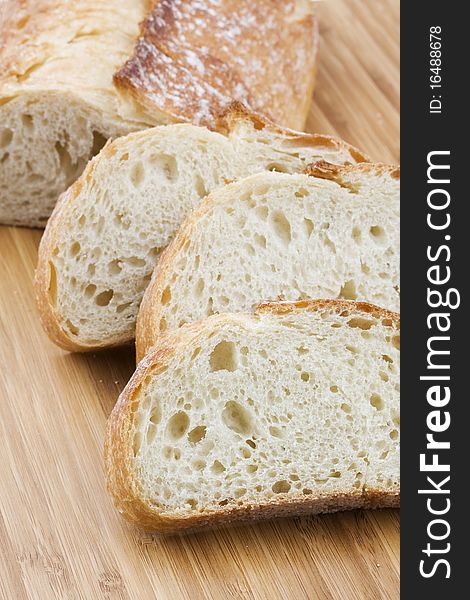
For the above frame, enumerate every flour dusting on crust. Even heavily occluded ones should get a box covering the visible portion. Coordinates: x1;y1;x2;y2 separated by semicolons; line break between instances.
114;0;318;129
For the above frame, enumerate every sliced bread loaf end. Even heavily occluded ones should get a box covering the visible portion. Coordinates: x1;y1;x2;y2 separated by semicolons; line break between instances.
106;300;400;533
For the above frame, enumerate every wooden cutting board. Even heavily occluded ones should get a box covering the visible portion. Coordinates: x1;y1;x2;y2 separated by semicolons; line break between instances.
0;1;399;598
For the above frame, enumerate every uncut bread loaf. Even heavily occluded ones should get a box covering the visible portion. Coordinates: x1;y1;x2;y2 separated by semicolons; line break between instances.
136;164;400;360
35;110;367;352
0;0;318;227
105;300;400;533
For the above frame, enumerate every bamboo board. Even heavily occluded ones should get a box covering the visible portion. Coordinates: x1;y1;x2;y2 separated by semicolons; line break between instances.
0;1;400;598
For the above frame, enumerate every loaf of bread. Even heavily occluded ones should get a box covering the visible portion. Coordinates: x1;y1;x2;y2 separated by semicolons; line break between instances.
105;300;400;533
136;164;400;360
1;0;318;227
35;110;367;352
115;0;318;130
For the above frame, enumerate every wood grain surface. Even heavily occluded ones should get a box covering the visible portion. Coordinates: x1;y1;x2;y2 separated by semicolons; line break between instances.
0;1;400;598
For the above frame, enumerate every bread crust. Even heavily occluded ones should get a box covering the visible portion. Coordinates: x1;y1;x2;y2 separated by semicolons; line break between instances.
136;164;400;361
218;102;370;164
107;300;400;533
113;0;319;130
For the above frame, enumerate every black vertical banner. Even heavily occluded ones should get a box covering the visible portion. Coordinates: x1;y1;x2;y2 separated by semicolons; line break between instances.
401;2;467;598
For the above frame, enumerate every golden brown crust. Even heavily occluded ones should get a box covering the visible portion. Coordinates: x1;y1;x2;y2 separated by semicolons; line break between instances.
257;299;400;330
305;160;400;185
216;102;371;164
108;300;400;533
114;0;319;130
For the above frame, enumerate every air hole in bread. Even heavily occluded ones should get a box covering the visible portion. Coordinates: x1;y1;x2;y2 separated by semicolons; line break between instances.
108;259;122;275
21;114;33;130
148;153;178;182
382;354;393;363
330;385;339;393
211;460;225;474
392;335;400;350
84;284;96;299
246;439;256;449
161;286;172;305
352;227;362;243
209;341;238;372
272;480;291;493
188;426;206;444
247;464;258;474
389;429;399;440
133;432;142;457
254;233;267;248
269;426;284;438
300;372;310;382
303;218;314;237
65;319;79;336
370;394;384;411
341;403;351;413
266;163;290;173
370;225;386;243
0;152;9;164
120;153;129;161
194;279;204;297
0;129;13;148
149;405;161;425
116;302;132;314
222;401;253;435
191;459;206;471
146;424;157;445
125;257;146;268
159;318;167;332
347;317;375;330
194;175;208;198
55;141;77;178
340;280;357;301
95;289;114;306
166;411;190;441
256;205;269;221
130;162;145;188
70;241;80;257
295;187;309;198
270;210;291;245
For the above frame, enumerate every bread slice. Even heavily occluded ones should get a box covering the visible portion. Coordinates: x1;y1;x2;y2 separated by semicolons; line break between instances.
114;0;318;130
1;0;318;227
0;0;154;227
105;300;400;533
137;164;400;360
35;110;367;352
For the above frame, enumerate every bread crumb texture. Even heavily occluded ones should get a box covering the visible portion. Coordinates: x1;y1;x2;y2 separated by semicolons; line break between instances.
106;302;400;529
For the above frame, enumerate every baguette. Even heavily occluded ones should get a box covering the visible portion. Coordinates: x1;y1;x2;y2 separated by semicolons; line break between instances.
1;0;318;227
105;300;400;533
35;110;367;352
137;164;400;360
